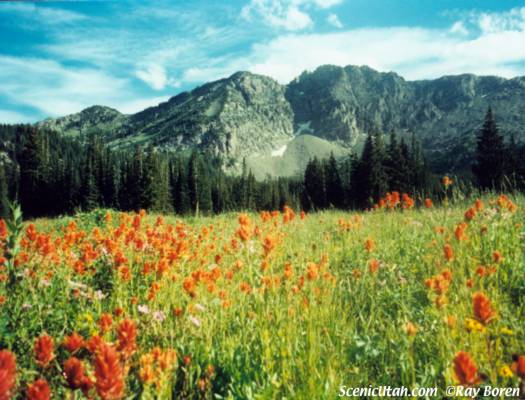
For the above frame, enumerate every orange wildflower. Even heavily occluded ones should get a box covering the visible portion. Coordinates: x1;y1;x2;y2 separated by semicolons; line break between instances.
492;250;503;263
453;351;480;386
424;198;433;208
86;335;105;355
63;332;84;354
0;219;7;240
441;269;453;281
239;282;252;294
0;350;17;400
306;262;319;280
64;357;93;395
464;208;476;222
364;239;375;252
368;259;379;274
443;243;454;262
34;335;54;368
113;307;124;317
444;315;457;328
283;262;293;280
512;355;525;379
183;355;191;366
472;292;495;324
26;378;51;400
476;266;486;277
94;344;124;400
454;223;467;241
474;199;483;211
116;319;137;358
401;193;414;209
262;235;277;257
433;276;450;295
98;313;113;334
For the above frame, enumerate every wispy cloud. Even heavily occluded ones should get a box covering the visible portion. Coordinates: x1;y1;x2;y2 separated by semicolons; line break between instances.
0;2;89;24
183;6;525;85
135;64;169;90
0;55;164;116
241;0;343;31
327;13;343;28
1;1;524;124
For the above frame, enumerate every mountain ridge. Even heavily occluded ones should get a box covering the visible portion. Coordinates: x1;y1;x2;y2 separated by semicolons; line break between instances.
36;64;525;176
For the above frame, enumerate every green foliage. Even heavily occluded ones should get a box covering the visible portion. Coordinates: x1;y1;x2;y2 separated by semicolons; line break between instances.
472;108;506;190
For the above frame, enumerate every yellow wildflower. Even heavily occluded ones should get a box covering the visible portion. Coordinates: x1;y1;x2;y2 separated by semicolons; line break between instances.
465;318;485;333
499;365;513;378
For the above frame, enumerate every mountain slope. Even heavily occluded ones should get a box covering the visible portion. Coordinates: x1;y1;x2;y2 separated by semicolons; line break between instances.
113;72;294;163
37;65;525;176
37;105;126;138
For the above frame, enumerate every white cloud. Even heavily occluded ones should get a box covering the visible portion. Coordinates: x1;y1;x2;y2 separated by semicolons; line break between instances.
239;22;525;83
0;56;137;117
474;7;525;34
0;2;89;24
0;56;174;120
176;15;525;88
450;21;468;35
314;0;343;8
242;1;313;31
279;5;313;30
327;13;343;28
135;64;169;90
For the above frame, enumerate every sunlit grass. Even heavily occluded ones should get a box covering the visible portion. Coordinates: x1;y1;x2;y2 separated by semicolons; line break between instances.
1;194;524;398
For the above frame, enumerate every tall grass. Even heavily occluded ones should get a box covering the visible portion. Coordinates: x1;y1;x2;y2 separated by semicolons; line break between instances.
0;193;524;398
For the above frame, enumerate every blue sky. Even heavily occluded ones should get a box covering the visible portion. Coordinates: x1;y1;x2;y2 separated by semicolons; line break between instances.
1;0;525;123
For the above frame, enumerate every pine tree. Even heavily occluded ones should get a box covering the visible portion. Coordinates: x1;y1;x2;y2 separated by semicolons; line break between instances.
324;153;344;208
187;151;200;214
372;132;388;199
385;131;409;192
82;135;103;211
303;157;326;210
472;107;506;190
18;127;45;217
173;159;190;214
351;132;387;208
121;147;143;211
409;133;429;193
197;157;213;214
0;164;9;219
100;149;119;208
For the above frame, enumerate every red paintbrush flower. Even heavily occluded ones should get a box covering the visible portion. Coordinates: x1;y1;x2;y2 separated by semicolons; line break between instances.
0;350;17;400
94;344;124;400
26;379;51;400
34;335;54;368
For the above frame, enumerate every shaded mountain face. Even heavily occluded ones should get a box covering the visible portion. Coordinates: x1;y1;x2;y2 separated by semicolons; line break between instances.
37;65;525;176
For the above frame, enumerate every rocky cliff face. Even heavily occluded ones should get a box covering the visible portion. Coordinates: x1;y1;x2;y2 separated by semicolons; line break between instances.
113;72;294;162
37;65;525;176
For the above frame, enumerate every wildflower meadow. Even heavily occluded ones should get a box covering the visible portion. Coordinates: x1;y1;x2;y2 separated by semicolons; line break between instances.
0;191;524;399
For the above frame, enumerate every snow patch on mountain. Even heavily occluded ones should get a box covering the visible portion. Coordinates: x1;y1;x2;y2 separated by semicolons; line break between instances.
271;144;288;157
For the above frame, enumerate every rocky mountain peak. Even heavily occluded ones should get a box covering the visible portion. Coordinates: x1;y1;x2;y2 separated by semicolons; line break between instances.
36;64;525;176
